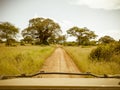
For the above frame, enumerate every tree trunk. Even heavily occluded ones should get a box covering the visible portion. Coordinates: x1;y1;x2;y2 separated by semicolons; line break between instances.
39;36;49;45
78;37;81;46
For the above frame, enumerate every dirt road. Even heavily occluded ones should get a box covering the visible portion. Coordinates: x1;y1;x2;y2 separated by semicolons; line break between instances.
36;47;81;78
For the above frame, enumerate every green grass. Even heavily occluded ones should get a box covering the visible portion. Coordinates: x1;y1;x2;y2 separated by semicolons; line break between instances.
64;46;120;75
0;45;55;75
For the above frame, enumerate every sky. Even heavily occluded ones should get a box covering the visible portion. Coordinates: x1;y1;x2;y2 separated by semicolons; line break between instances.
0;0;120;41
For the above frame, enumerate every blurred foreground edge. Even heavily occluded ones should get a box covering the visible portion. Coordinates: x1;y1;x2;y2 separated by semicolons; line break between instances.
0;78;120;90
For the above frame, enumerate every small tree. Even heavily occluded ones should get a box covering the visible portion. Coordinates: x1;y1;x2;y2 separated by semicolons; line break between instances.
98;35;115;44
0;22;19;46
67;27;97;45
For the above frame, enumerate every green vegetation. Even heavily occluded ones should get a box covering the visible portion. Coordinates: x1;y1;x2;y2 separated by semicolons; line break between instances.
0;17;120;76
67;27;97;45
98;35;115;44
0;22;19;46
90;42;120;62
64;46;120;75
0;45;55;75
22;17;61;45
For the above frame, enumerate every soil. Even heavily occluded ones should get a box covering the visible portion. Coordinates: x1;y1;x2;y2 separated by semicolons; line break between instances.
35;47;81;78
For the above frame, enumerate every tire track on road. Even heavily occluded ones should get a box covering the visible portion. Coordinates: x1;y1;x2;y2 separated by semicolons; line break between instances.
35;47;81;78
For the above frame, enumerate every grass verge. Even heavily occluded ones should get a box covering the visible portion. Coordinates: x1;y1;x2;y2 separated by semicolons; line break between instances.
0;45;55;75
64;46;120;75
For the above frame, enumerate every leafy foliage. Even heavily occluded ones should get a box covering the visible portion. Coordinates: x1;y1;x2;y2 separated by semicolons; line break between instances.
98;35;115;44
0;22;19;46
22;17;61;45
22;36;33;44
67;27;97;45
90;42;120;62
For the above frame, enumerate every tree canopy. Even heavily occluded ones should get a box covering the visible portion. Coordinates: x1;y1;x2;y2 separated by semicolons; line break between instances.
22;36;33;44
67;26;97;45
22;17;61;45
99;35;115;44
0;22;19;46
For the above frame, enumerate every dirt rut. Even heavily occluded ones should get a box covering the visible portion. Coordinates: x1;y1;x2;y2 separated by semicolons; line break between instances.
35;47;81;78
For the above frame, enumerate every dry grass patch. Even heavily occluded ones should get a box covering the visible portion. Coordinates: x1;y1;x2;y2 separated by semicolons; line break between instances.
0;45;55;75
64;46;120;75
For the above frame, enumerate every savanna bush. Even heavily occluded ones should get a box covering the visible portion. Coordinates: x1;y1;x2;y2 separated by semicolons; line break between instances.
90;42;120;62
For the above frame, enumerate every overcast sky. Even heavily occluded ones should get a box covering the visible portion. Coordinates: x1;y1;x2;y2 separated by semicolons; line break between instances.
0;0;120;41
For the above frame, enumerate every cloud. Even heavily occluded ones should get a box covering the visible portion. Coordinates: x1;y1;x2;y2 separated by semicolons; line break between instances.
70;0;120;10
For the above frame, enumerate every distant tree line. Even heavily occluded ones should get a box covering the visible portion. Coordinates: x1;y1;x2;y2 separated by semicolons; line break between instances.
0;17;119;46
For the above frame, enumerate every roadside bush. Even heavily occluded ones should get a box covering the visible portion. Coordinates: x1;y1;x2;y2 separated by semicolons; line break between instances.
114;42;120;54
90;42;120;62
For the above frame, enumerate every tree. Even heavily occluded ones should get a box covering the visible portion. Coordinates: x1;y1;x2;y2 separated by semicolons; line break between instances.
98;35;115;44
0;22;19;46
22;17;61;45
67;26;97;45
47;34;66;45
47;34;56;44
55;35;66;44
23;36;33;44
89;40;97;46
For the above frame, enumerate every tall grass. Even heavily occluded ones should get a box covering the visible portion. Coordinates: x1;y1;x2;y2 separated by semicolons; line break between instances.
0;45;55;75
64;46;120;75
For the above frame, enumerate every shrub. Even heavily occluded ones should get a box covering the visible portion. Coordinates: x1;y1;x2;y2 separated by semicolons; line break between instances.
114;42;120;54
64;46;120;74
90;42;120;62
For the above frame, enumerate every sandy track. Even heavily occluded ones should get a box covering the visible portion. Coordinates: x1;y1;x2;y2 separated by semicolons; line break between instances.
35;47;81;78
